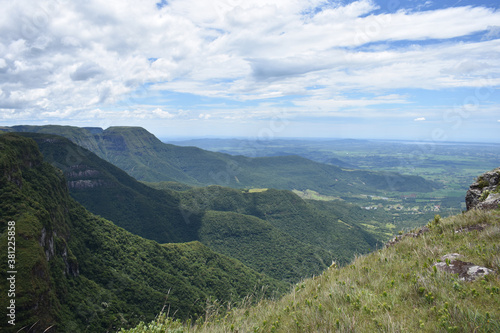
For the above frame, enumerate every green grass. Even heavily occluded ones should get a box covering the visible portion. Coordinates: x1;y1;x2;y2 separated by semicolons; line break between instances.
121;209;500;332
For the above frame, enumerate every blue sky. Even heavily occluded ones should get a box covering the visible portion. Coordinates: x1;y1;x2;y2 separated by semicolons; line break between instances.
0;0;499;142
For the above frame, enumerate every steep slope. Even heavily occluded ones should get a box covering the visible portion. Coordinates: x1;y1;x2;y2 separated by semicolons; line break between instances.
17;133;385;283
17;132;196;244
122;203;500;332
5;125;440;196
0;134;286;333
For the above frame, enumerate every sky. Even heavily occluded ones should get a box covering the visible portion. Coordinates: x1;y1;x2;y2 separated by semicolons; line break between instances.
0;0;499;142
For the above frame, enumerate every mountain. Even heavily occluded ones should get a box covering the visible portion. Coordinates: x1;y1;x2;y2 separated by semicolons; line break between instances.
122;188;500;332
15;132;385;283
171;137;361;168
4;125;440;196
0;134;286;332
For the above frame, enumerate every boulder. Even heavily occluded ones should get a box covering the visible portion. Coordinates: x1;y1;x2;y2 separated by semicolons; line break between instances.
465;167;500;210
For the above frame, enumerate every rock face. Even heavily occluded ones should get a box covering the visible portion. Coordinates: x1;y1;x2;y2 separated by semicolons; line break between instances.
465;167;500;210
66;164;111;189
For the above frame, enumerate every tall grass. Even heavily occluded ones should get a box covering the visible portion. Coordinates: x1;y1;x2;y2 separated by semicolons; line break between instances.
121;209;500;333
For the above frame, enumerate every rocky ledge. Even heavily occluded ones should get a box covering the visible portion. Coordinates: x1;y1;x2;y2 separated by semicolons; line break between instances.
465;167;500;211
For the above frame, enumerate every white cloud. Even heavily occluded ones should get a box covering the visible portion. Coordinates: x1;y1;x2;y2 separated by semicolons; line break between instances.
0;0;499;126
152;108;175;118
414;117;426;121
70;62;104;81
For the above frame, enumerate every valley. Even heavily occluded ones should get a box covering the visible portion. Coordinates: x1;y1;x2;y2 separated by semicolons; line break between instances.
15;132;386;282
2;2;499;332
171;138;500;227
0;134;286;331
0;127;498;332
4;126;446;232
121;208;500;333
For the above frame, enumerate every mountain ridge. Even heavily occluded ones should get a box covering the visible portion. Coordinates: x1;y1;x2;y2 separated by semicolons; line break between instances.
3;125;440;195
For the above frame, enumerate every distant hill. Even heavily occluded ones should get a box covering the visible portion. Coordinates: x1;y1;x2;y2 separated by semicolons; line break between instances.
0;134;285;332
5;125;440;196
16;132;386;283
171;138;360;168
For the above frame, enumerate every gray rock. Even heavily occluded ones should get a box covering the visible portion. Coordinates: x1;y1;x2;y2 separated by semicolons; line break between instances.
465;167;500;211
482;192;500;210
441;253;462;261
434;254;494;281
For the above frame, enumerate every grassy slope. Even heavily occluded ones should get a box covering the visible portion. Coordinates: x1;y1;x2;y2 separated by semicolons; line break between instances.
5;125;439;196
0;134;286;332
122;209;500;333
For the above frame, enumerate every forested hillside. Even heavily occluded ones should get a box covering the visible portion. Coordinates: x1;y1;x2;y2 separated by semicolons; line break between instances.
5;125;440;196
0;134;285;332
178;186;382;265
15;132;387;282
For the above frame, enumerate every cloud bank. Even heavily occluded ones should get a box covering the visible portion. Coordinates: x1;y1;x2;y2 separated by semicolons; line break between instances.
0;0;499;140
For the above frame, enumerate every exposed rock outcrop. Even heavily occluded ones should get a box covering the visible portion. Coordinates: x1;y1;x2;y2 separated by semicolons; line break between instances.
39;227;79;277
66;164;110;189
433;254;493;281
465;167;500;210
